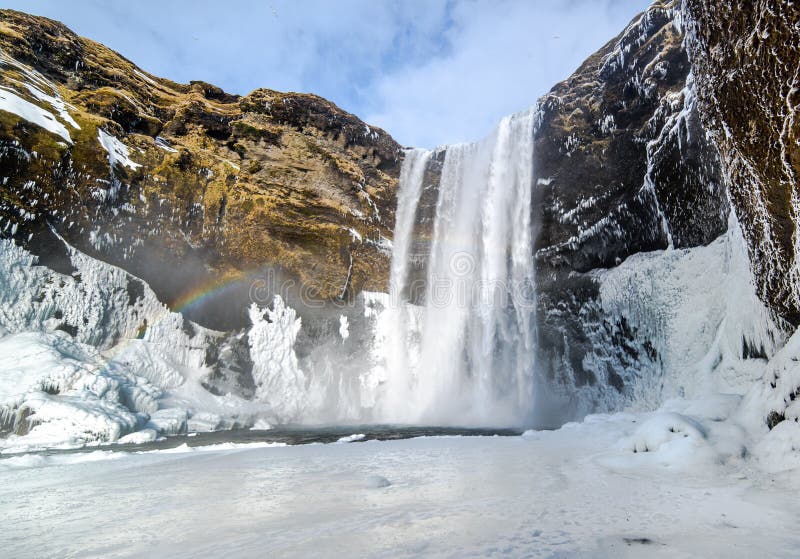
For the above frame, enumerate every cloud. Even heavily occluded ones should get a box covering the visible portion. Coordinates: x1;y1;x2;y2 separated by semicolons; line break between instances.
6;0;649;147
364;0;650;147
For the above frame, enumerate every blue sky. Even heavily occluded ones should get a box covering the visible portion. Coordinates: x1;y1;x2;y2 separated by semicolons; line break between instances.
4;0;649;147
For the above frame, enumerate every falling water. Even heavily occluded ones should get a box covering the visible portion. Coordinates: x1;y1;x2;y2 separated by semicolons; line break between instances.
382;109;537;426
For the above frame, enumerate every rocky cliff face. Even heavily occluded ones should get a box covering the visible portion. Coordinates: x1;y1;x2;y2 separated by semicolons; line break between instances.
0;9;401;330
683;0;800;326
682;0;800;431
530;0;758;418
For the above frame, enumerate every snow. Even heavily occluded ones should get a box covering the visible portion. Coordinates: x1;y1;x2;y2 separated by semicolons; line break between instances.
117;428;157;445
22;82;80;130
0;86;72;143
248;299;306;422
97;129;141;170
336;433;365;443
0;238;301;451
155;135;178;152
338;314;349;341
345;227;362;243
250;418;272;431
2;417;800;558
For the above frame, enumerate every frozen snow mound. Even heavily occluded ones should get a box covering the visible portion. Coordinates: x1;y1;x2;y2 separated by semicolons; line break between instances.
617;397;748;469
629;413;707;454
753;421;800;473
0;331;154;451
738;328;800;472
0;237;318;451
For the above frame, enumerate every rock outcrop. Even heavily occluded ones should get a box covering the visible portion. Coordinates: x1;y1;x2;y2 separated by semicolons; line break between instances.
0;9;402;330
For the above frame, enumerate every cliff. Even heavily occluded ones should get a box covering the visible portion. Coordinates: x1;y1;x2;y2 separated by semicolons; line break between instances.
0;9;402;330
683;0;800;326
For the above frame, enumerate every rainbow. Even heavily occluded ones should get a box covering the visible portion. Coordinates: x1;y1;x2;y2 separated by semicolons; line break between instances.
99;270;257;372
170;271;250;314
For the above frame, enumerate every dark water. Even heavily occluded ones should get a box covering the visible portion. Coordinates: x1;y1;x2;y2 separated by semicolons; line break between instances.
11;425;524;458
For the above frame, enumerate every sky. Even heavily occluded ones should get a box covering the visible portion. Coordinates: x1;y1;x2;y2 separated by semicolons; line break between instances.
4;0;649;148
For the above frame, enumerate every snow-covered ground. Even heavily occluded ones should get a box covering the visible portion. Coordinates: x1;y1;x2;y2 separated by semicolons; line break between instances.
2;411;800;559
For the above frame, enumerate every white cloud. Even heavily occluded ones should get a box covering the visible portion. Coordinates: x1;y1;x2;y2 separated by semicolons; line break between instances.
364;0;650;147
7;0;649;147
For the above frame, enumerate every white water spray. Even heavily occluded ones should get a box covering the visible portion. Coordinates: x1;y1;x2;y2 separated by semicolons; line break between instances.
381;109;538;426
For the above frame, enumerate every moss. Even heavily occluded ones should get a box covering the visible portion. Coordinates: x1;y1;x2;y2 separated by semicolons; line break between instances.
0;8;400;316
232;120;281;144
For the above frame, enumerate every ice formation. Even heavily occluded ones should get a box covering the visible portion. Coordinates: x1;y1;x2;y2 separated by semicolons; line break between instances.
0;236;300;451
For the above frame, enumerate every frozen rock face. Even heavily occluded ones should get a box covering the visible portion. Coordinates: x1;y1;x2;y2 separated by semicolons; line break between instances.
0;9;402;331
678;1;800;439
683;1;800;326
529;1;737;420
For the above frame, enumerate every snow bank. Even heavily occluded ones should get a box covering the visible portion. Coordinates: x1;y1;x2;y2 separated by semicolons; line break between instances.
736;328;800;472
97;129;141;170
619;410;746;468
754;420;800;472
117;428;157;445
0;86;72;143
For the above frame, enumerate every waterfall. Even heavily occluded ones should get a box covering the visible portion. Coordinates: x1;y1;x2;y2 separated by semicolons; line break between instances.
382;109;537;426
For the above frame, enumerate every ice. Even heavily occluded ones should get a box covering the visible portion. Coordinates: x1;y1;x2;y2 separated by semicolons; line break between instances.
146;408;188;435
248;298;306;422
0;237;302;450
2;422;799;558
589;213;784;412
117;428;157;445
336;433;366;443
